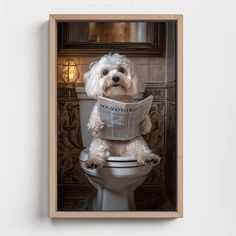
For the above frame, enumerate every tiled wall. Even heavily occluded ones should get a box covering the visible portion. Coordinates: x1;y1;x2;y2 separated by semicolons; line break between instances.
57;55;167;84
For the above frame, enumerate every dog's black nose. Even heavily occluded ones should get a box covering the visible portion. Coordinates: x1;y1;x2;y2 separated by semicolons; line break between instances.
112;76;120;83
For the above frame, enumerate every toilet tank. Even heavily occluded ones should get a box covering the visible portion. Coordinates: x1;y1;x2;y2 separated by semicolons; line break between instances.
75;86;144;147
75;86;96;147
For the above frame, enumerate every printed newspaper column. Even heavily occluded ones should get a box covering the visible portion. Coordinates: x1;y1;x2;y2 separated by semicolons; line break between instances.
98;95;153;140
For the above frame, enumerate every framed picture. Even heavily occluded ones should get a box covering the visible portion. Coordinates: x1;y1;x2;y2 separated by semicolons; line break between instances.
49;14;183;218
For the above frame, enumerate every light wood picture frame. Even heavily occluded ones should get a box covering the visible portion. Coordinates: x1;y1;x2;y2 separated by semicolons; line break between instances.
49;14;183;218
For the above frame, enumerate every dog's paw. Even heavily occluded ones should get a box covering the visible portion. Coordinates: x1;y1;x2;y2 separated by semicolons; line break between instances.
85;157;105;169
89;121;106;137
145;154;161;166
139;116;152;135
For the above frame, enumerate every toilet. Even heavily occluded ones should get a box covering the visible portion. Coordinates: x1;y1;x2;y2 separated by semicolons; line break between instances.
76;87;152;211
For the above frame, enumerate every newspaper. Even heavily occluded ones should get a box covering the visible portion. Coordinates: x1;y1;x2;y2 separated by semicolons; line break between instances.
98;95;153;140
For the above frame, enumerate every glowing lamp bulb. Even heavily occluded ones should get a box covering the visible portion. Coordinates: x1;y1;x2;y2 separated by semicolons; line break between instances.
61;59;79;87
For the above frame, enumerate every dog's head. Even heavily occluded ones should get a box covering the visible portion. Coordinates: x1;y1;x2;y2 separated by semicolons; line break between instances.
84;53;140;99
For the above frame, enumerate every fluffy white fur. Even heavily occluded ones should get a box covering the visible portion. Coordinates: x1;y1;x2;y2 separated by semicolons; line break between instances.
84;53;161;169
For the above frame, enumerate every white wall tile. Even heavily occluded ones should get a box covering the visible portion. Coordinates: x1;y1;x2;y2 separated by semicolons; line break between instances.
129;57;150;65
150;57;166;65
135;64;150;83
150;65;166;82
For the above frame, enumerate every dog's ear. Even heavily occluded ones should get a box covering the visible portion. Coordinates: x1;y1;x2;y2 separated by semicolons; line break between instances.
84;62;103;99
88;60;98;69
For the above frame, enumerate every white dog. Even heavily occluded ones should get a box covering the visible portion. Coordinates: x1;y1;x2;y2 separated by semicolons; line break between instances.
84;53;161;169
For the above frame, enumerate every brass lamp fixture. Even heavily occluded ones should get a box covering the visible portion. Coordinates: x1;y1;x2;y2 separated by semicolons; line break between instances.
60;59;79;88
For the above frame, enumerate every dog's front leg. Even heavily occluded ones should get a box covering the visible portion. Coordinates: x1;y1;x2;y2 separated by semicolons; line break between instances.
139;115;152;135
85;138;110;169
126;136;161;166
88;102;105;137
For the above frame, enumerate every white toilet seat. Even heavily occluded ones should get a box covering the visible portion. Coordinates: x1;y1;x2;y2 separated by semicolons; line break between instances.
80;148;145;168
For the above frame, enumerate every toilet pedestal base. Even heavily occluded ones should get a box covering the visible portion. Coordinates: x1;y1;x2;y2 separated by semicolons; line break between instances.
95;189;132;211
89;177;145;211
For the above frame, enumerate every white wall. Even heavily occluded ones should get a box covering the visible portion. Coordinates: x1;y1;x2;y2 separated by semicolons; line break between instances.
0;0;236;235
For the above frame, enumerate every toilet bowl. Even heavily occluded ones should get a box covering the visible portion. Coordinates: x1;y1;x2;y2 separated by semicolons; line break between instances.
76;86;152;210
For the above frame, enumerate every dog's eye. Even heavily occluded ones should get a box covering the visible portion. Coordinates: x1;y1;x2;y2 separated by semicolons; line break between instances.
102;69;109;76
118;67;125;74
